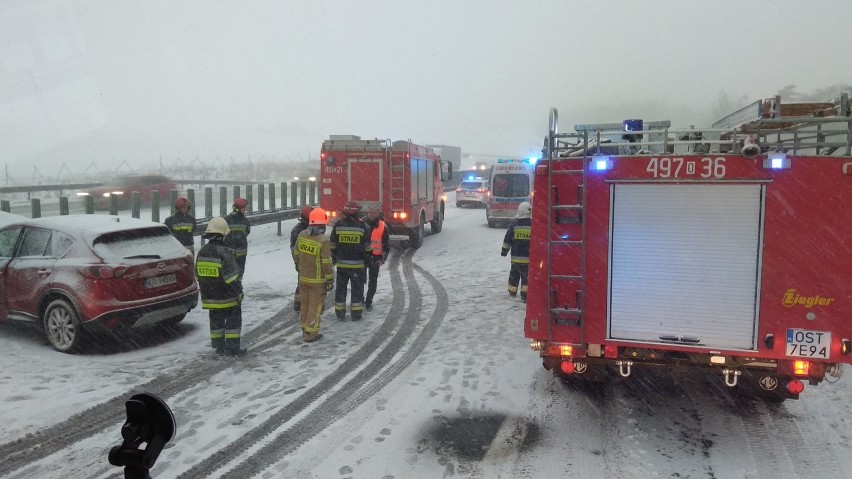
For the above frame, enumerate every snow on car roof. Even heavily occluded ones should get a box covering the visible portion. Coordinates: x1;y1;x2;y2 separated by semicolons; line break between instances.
0;211;27;228
4;214;169;240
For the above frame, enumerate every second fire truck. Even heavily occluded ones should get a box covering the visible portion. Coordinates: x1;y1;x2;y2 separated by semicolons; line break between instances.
319;135;452;248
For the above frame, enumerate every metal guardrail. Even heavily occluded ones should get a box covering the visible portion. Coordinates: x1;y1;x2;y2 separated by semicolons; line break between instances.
1;182;319;237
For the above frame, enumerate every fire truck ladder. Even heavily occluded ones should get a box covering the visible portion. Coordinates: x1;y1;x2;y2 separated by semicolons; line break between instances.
389;147;407;212
544;108;586;340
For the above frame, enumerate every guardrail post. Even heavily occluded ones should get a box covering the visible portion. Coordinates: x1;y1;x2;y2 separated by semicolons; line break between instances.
205;187;213;220
233;185;241;203
219;186;228;216
308;181;316;205
281;182;288;208
168;189;178;215
299;181;307;206
0;200;10;213
290;181;298;207
246;185;253;214
269;183;276;210
257;184;265;212
187;188;196;219
85;195;94;214
59;197;69;215
151;191;160;222
131;192;141;219
109;194;119;216
31;198;41;218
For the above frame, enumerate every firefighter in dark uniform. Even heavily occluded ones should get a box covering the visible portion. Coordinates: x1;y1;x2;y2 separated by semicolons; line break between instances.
225;197;251;280
196;217;246;356
296;208;334;342
290;206;313;312
363;205;389;311
164;197;197;254
501;201;532;302
330;201;372;321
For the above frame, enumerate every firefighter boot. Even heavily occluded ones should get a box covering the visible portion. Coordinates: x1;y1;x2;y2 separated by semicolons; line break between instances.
211;337;226;355
335;303;346;321
223;338;247;356
294;291;301;312
508;284;518;297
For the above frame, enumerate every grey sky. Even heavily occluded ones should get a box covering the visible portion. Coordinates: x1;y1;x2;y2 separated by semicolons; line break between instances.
2;0;851;177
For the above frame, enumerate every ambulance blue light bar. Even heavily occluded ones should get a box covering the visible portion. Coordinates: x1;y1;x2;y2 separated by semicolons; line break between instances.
527;156;540;165
763;151;790;170
590;155;613;171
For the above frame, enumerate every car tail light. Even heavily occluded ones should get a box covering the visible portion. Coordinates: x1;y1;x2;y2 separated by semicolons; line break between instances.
393;211;408;220
560;361;574;374
456;188;461;192
477;188;485;192
604;344;618;358
80;265;128;278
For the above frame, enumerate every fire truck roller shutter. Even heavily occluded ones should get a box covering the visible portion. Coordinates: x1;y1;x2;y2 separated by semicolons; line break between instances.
608;183;764;350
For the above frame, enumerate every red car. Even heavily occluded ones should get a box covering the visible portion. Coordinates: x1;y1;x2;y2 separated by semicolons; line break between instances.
78;174;179;209
0;215;198;352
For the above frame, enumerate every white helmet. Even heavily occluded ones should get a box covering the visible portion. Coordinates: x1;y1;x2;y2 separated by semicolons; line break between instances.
205;216;230;236
516;201;532;218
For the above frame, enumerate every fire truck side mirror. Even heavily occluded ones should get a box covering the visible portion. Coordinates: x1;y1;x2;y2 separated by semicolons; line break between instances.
442;161;453;182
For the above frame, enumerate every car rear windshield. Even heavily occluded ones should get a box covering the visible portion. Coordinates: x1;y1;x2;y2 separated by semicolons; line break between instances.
459;181;485;190
92;227;187;260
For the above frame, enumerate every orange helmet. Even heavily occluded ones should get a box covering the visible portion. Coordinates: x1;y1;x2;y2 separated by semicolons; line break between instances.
300;206;313;221
343;201;361;215
233;197;248;209
175;197;190;209
309;208;328;225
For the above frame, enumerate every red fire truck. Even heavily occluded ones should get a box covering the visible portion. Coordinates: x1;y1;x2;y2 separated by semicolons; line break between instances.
319;135;452;248
525;94;852;401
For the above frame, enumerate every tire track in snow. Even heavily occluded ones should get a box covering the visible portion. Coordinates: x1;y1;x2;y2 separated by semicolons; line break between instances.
213;256;449;478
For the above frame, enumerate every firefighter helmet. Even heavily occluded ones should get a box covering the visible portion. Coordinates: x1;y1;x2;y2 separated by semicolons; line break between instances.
175;197;190;209
233;197;248;209
300;205;313;221
205;216;231;236
516;201;532;218
309;208;328;225
343;201;361;215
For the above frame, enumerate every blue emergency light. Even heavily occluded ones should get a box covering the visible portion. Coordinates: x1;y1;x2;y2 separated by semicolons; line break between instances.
590;155;613;171
527;156;540;165
763;151;791;170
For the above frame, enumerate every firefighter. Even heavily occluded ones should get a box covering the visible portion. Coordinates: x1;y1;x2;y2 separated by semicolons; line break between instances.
225;197;251;280
330;201;372;321
290;206;314;312
296;208;334;342
164;197;197;254
501;201;532;302
363;205;389;311
196;217;246;356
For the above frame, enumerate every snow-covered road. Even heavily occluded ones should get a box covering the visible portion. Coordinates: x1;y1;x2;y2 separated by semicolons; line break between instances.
1;197;850;478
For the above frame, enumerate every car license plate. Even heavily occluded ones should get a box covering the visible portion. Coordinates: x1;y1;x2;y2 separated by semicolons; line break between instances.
145;273;176;289
786;328;831;359
464;192;477;198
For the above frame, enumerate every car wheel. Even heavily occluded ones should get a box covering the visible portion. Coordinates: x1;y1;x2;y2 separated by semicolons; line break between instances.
410;215;425;249
43;298;83;353
487;218;496;228
455;202;461;208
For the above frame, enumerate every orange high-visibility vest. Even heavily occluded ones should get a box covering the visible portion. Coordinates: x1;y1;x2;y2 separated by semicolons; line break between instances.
370;220;386;256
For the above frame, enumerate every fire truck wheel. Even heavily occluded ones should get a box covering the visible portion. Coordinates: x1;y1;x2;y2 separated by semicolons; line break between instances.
430;210;443;234
409;216;425;249
487;218;496;228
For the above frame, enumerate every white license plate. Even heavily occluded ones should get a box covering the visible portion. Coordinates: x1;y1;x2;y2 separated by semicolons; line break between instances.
464;192;478;198
786;328;831;359
145;273;176;289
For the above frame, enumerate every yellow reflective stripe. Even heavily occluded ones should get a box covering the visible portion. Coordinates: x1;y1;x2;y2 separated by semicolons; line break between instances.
202;301;239;309
224;333;241;339
223;273;239;284
299;276;326;284
511;258;530;264
337;263;365;269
